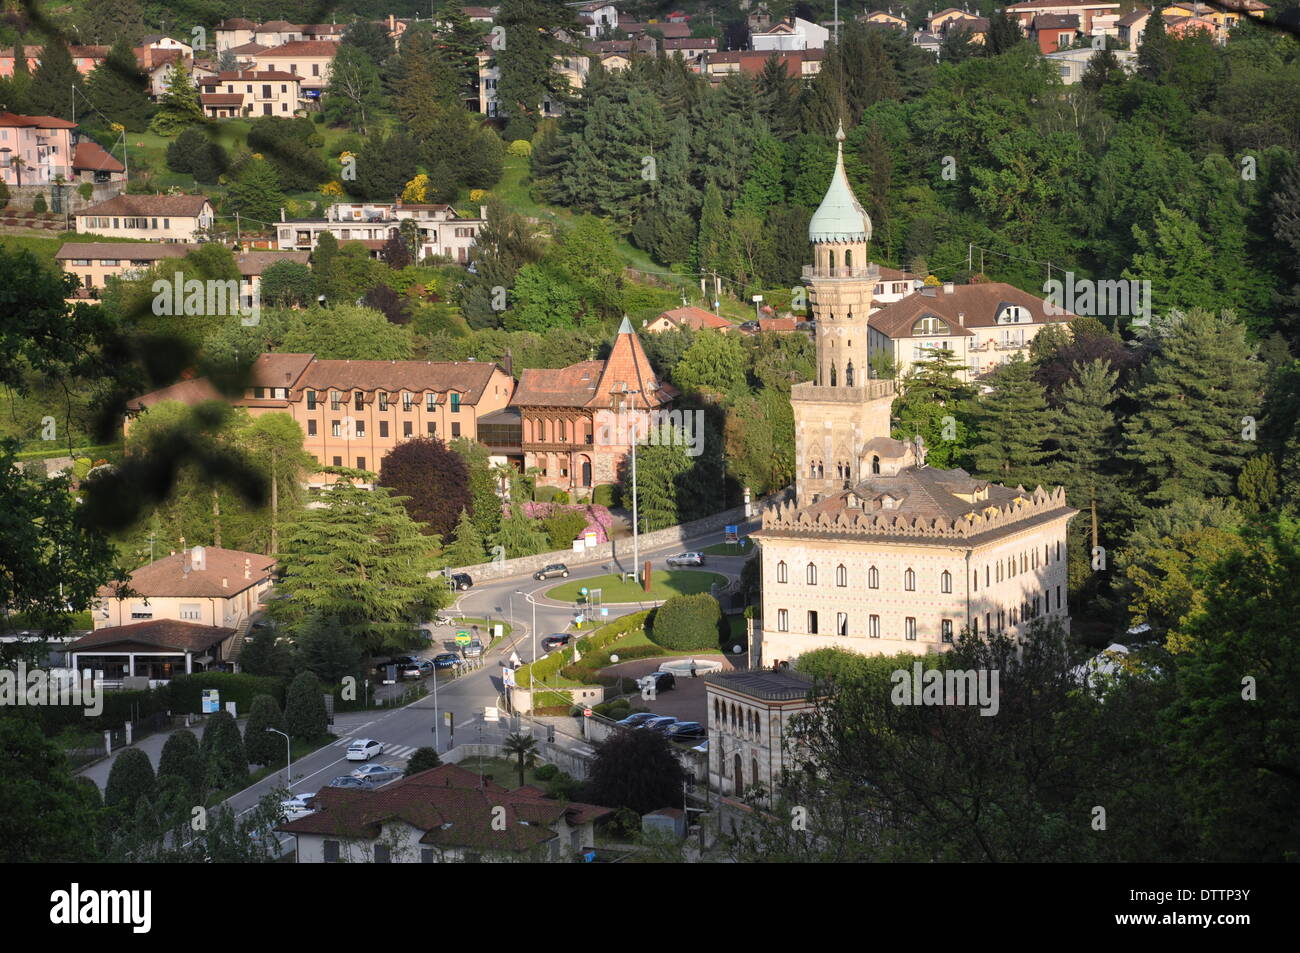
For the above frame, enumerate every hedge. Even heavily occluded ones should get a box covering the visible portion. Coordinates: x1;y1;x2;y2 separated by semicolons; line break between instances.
20;687;168;735
514;610;654;690
650;593;723;651
592;484;618;507
166;672;283;715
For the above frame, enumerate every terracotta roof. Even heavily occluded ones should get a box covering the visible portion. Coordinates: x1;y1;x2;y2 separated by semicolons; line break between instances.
1117;9;1151;25
76;193;213;219
0;111;77;129
125;377;224;412
656;306;733;331
1006;0;1119;8
1033;13;1081;29
235;250;310;276
662;37;716;49
71;141;126;173
651;22;692;37
69;620;236;654
707;50;816;76
512;362;605;407
277;764;612;850
97;547;275;600
216;69;301;81
946;16;990;32
295;358;507;404
216;18;257;30
758;316;798;332
56;242;192;261
869;282;1072;339
256;41;339;57
876;266;921;282
257;20;298;31
228;42;270;55
246;352;316;387
127;353;316;410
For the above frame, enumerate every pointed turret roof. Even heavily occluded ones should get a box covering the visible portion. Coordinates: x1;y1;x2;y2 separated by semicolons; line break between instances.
808;121;872;244
589;318;670;409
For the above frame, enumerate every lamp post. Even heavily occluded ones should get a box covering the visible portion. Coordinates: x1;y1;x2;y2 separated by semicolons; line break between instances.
611;384;642;583
515;589;536;712
268;728;291;790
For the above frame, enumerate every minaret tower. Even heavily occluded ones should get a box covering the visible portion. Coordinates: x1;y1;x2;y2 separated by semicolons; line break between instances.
791;121;895;507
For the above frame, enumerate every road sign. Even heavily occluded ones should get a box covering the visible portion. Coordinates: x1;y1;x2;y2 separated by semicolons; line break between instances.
455;629;471;645
725;524;738;543
579;586;589;597
583;708;593;718
201;689;220;713
484;706;500;722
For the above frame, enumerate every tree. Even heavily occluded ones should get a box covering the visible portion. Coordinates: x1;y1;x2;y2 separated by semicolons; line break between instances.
362;282;412;323
238;627;294;679
696;181;731;276
503;732;539;787
297;615;364;684
324;44;385;135
157;729;205;801
241;694;288;766
673;331;748;399
0;720;103;862
199;710;248;792
444;507;486;567
166;127;228;184
104;747;156;822
341;19;394;69
434;1;484;101
493;503;549;558
85;37;152;131
495;0;573;137
80;0;145;45
149;60;204;135
284;671;329;741
1123;310;1264;507
1054;359;1120;534
969;355;1055;488
584;728;687;816
652;593;723;651
225;158;286;226
259;260;316;309
347;131;420;201
986;11;1024;56
279;305;414;359
406;747;442;776
378;436;471;539
541;509;588;550
27;39;80;120
1137;9;1172;82
272;481;446;654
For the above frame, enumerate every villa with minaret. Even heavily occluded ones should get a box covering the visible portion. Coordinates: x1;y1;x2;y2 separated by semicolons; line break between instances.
750;124;1077;665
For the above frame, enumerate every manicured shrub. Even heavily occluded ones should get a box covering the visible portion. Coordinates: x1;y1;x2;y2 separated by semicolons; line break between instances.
405;747;442;776
104;747;156;818
534;763;559;781
157;728;204;798
592;484;618;507
199;710;248;791
243;694;288;766
650;593;723;651
32;194;46;213
284;671;329;741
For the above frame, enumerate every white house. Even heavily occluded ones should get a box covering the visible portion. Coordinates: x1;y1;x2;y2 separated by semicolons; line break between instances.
752;16;830;51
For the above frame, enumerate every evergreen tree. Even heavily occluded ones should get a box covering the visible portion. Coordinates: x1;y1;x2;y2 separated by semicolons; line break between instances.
156;729;205;801
104;747;156;822
495;0;574;137
696;181;731;277
405;747;442;775
284;671;329;741
970;355;1055;488
237;627;294;678
434;1;484;103
80;0;146;45
1124;202;1221;316
27;39;80;121
341;19;394;69
493;503;548;558
199;710;248;792
224;157;286;225
85;38;152;131
444;507;487;567
242;694;288;767
451;437;504;540
756;53;799;140
1123;310;1264;507
297;616;363;684
986;11;1024;56
1137;9;1172;82
149;60;204;135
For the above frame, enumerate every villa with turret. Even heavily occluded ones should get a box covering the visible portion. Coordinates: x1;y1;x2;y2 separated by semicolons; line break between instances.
750;125;1077;666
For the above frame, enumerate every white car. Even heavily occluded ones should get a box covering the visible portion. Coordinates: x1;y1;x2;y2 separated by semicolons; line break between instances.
346;738;384;761
667;552;705;567
279;793;316;820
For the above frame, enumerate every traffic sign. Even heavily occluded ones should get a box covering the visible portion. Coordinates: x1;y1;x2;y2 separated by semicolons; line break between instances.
455;629;471;645
583;708;593;718
579;587;589;597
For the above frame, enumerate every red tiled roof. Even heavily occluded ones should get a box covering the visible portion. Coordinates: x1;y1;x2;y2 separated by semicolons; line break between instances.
72;140;125;173
216;69;301;81
235;250;310;276
201;93;245;106
69;620;236;654
0;111;77;129
256;41;339;56
657;306;733;331
869;282;1073;339
77;193;213;218
1032;12;1081;29
295;358;508;404
97;547;275;599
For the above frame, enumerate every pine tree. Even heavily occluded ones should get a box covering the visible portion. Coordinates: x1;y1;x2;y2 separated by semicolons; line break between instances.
199;710;248;792
495;0;573;137
986;11;1024;56
85;38;153;132
444;507;486;567
104;747;156;820
1137;9;1171;82
493;503;548;558
284;671;328;742
1054;359;1121;586
970;355;1056;488
696;181;730;278
756;53;799;140
1123;310;1264;507
225;158;285;225
27;39;81;120
1124;202;1220;316
435;0;484;103
156;729;204;800
149;60;204;135
242;694;288;766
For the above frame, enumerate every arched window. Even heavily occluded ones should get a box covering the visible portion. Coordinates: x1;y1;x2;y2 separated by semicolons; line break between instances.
828;249;836;270
776;560;787;583
904;568;916;591
806;563;817;585
836;564;847;587
844;248;853;268
845;362;854;386
872;455;881;474
868;566;879;589
830;364;837;387
752;757;760;789
941;570;952;594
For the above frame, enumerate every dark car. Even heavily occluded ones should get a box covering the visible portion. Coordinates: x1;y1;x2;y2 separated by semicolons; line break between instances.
665;721;706;742
541;634;572;652
642;716;678;733
432;653;460;669
617;712;659;728
641;670;676;692
327;776;368;789
450;573;473;591
739;320;760;333
534;563;570;580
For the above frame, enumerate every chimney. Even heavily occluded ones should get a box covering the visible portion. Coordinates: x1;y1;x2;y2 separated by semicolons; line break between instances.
222;577;228;588
389;14;395;31
958;312;965;327
280;207;285;222
503;348;514;378
244;558;251;580
943;281;955;295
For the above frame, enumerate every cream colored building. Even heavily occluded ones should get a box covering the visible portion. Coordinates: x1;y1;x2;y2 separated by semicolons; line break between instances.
750;124;1076;667
275;201;485;264
93;546;275;631
200;69;303;118
706;669;822;800
253;40;338;95
75;194;215;242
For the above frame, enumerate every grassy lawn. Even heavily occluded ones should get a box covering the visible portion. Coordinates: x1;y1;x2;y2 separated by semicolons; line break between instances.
546;570;726;604
455;755;549;790
0;232;157;269
702;540;754;557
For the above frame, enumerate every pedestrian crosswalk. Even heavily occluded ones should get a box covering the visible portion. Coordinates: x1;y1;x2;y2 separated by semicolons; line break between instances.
329;737;420;760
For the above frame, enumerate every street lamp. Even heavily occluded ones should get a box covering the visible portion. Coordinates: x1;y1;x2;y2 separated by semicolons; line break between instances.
268;728;291;790
515;589;536;713
611;385;642;583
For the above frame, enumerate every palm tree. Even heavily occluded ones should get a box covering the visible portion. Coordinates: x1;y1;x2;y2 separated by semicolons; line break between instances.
502;732;539;788
491;461;514;499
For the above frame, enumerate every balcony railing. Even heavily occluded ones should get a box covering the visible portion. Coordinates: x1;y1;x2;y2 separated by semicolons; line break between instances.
802;264;881;281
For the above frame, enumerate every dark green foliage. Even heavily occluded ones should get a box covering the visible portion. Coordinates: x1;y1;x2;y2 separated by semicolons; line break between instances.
259;261;316;308
157;729;205;800
165;673;283;714
651;593;723;651
284;671;329;741
246;118;331;191
970;355;1054;488
243;694;289;767
405;747;442;775
0;720;104;862
27;39;80;120
541;509;589;550
296;616;364;685
165;127;229;185
584;727;687;816
84;38;153;131
104;747;156;820
199;710;248;792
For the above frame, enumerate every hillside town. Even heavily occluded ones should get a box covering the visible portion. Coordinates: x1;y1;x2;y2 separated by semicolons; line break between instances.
0;0;1297;907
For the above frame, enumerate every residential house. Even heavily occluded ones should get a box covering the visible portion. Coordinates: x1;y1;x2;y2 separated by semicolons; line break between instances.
235;249;311;308
662;36;716;66
927;7;982;32
277;764;612;863
645;305;735;333
752;16;830;51
1116;9;1151;48
463;7;499;24
572;1;620;37
870;266;923;311
214;18;259;52
866;281;1074;383
253;40;339;99
1004;0;1121;35
510;317;677;493
200;70;303;118
477;44;589;118
0;45;41;76
56;242;190;299
706;668;822;800
275;201;486;264
912;30;944;56
1030;13;1081;51
142;51;189;99
71;141;125;185
706;49;823;81
0;112;77;186
749;4;774;31
861;10;909;30
254;20;305;47
69;620;240;684
75;194;215;242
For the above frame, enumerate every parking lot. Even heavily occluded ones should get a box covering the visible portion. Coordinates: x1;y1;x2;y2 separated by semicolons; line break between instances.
600;655;746;726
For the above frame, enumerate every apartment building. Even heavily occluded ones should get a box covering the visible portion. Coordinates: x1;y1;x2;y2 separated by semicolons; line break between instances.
752;17;830;51
0;112;76;186
1003;0;1122;35
54;243;308;303
75;194;215;242
253;40;338;97
275;202;485;264
200;69;303;118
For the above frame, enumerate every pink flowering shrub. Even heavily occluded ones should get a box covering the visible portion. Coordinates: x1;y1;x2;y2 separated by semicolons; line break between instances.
508;502;614;545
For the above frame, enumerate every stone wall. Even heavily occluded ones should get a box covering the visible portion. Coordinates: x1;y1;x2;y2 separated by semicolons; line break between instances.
5;182;121;213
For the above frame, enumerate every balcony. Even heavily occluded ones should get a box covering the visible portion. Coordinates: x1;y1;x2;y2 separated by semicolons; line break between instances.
802;264;881;281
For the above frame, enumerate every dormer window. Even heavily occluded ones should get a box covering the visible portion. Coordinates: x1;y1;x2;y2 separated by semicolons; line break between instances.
999;305;1027;324
914;315;949;336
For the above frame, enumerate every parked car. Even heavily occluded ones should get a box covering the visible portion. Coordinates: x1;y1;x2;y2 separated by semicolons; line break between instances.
641;670;676;692
462;639;484;658
666;552;705;567
411;659;435;677
352;763;401;784
432;653;460;669
739;320;760;333
346;738;384;761
541;634;572;652
279;793;316;820
641;716;678;733
450;572;473;591
665;721;706;742
617;712;659;728
327;776;368;789
534;563;570;580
